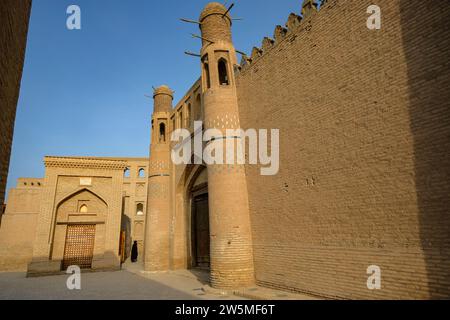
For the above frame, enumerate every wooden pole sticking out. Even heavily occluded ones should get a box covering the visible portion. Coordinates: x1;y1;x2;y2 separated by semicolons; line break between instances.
191;33;215;44
222;3;235;18
180;18;202;25
185;51;201;57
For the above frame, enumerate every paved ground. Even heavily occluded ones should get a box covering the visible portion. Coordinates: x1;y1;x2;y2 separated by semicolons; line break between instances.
125;263;318;300
0;263;318;300
0;267;243;300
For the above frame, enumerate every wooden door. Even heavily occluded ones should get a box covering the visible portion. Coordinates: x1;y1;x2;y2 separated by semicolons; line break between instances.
192;194;210;269
62;224;96;270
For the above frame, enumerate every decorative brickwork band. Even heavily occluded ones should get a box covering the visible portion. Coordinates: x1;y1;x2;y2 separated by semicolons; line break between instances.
44;157;127;171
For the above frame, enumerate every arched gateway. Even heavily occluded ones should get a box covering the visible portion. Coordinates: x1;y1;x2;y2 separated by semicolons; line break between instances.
52;189;107;270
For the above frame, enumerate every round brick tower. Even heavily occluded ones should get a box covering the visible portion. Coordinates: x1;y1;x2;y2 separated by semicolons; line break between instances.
199;2;255;289
144;85;173;271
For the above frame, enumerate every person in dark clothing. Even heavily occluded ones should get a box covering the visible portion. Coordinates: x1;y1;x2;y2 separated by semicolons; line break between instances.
131;241;138;263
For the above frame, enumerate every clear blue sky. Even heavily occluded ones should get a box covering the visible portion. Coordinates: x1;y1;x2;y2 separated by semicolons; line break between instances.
7;0;303;199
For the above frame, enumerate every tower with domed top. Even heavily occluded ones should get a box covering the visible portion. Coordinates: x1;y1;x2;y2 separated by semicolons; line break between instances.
143;85;173;271
198;2;255;289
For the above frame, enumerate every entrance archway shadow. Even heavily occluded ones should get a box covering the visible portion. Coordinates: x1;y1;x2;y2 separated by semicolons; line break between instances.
179;164;210;280
187;268;210;286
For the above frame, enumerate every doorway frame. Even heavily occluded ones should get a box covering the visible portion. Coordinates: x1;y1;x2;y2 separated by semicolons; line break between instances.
190;184;209;269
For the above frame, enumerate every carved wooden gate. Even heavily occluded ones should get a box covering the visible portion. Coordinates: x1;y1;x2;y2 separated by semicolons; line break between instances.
62;224;96;270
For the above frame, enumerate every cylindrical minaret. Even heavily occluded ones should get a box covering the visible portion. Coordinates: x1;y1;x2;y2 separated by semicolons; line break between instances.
144;85;173;271
199;2;255;289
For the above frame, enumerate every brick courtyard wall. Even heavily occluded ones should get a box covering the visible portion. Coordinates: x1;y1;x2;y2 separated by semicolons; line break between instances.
0;178;42;271
235;0;450;299
0;0;32;207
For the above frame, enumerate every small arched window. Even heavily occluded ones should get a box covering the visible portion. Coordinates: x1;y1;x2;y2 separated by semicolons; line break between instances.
124;168;130;178
159;123;166;142
138;168;145;178
136;203;144;216
195;94;201;121
179;112;183;128
203;60;211;89
151;120;154;142
80;204;88;213
187;104;191;128
218;58;229;85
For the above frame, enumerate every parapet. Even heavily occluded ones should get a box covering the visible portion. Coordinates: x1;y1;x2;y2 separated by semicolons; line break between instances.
199;2;232;25
236;0;325;73
153;85;174;99
16;178;44;188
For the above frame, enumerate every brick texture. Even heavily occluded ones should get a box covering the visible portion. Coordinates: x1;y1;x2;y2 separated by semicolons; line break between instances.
235;0;450;299
0;0;32;207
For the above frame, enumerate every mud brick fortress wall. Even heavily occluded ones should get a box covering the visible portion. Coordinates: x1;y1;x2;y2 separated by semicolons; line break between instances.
235;0;450;299
0;0;449;300
0;0;32;208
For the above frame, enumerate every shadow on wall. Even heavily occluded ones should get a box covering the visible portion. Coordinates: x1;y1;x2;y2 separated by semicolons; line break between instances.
400;0;450;298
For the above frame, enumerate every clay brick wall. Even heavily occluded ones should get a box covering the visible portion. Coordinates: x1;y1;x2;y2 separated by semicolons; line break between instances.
235;0;450;299
0;179;42;271
0;0;32;207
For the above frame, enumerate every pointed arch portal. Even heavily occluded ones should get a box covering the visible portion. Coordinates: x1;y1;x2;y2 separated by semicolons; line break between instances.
51;188;108;270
